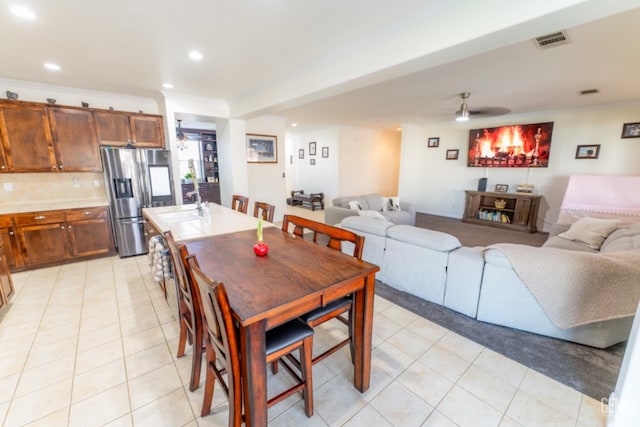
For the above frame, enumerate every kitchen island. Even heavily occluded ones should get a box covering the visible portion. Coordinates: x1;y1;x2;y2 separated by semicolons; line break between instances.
142;202;271;241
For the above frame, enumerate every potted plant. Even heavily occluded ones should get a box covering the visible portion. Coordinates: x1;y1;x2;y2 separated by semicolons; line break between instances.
253;217;269;256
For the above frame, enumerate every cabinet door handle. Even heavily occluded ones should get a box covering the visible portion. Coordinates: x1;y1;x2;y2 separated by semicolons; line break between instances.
9;231;14;235
67;225;71;229
34;215;46;220
83;211;93;216
61;225;65;229
59;165;64;169
1;165;5;169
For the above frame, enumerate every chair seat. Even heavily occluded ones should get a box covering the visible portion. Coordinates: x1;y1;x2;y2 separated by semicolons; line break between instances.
299;297;352;323
266;319;314;356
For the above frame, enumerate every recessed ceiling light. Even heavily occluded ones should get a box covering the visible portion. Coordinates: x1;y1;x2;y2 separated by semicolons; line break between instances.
11;5;36;20
44;63;61;71
188;50;203;61
291;123;298;127
163;83;174;89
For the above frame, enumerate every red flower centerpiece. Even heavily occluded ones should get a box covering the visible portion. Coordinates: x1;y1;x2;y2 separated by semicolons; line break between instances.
253;217;269;256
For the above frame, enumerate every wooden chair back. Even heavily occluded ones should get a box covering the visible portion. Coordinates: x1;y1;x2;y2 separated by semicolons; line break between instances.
163;231;204;390
253;201;275;222
281;214;364;259
231;195;249;214
186;255;243;423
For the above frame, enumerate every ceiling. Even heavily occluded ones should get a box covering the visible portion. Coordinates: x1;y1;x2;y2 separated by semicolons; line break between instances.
1;0;639;130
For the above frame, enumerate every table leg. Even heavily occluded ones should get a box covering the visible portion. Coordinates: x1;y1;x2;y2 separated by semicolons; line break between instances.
240;320;268;427
352;272;375;391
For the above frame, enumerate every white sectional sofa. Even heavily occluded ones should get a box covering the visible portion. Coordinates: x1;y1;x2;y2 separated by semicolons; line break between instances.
339;215;640;348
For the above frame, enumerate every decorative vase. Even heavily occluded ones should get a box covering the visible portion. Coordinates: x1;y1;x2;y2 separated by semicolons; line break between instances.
253;241;269;256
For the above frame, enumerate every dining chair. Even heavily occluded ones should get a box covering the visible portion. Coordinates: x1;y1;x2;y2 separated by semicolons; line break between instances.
185;255;315;421
163;231;204;391
281;214;364;365
231;195;249;214
253;201;275;222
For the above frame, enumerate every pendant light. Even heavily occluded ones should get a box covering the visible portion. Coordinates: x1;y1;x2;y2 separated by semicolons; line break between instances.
455;92;471;122
176;120;188;151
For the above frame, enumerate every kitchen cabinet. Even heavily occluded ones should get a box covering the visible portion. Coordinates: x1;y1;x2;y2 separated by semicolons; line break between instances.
66;207;114;257
14;211;70;266
0;215;22;269
94;110;165;148
0;101;56;172
462;190;542;233
0;235;15;311
8;206;115;271
48;107;102;171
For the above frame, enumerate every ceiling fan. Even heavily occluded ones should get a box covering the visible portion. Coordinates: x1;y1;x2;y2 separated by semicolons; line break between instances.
454;92;510;121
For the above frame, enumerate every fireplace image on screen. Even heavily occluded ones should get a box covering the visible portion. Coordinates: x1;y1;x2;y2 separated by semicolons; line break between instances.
468;121;554;168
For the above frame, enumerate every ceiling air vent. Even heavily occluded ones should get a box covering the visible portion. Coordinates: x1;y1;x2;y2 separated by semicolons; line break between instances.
579;89;599;95
534;31;570;49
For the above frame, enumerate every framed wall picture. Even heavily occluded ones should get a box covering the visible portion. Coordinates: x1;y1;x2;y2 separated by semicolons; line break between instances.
621;122;640;138
309;141;317;155
575;144;600;159
446;149;458;160
322;146;329;158
467;121;554;168
428;137;440;148
495;184;509;192
246;134;277;163
298;149;304;159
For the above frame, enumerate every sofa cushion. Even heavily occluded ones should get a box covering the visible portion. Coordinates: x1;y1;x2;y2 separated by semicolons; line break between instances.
387;225;461;252
358;209;386;220
361;193;383;211
557;217;620;250
381;196;401;211
381;210;412;225
348;200;363;210
340;216;394;237
601;223;640;252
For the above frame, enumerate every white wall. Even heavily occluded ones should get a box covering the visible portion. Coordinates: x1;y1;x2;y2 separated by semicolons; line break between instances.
288;125;401;206
245;115;287;220
289;126;340;203
399;102;640;231
338;126;401;197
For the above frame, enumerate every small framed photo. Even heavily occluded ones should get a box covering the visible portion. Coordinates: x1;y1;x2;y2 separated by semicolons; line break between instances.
246;134;277;163
495;184;509;193
322;146;329;158
575;144;600;159
310;158;315;165
428;137;440;148
516;184;534;194
621;122;640;138
445;149;458;160
309;141;317;155
298;149;304;159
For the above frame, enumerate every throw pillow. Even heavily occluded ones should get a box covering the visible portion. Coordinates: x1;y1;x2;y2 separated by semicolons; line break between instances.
358;210;386;220
557;217;620;250
381;196;401;211
348;200;363;210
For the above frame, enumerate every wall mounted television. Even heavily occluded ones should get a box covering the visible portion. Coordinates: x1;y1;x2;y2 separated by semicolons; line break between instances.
467;122;554;168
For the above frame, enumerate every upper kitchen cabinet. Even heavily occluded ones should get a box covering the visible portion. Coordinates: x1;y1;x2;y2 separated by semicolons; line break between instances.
48;107;102;171
0;101;56;172
94;110;165;148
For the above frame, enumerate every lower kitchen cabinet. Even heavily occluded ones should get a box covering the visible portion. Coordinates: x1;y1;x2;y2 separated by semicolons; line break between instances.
66;207;115;257
3;206;115;271
0;237;15;311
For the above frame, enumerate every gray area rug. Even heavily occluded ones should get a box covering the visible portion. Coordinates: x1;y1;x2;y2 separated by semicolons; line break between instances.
376;281;625;401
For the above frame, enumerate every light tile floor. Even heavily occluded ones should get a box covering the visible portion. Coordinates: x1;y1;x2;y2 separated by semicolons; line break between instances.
0;254;608;427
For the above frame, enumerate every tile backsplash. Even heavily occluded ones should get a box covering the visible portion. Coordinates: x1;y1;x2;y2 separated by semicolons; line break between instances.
0;172;107;205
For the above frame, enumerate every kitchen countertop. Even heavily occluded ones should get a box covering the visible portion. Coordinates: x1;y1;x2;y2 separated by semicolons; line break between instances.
143;203;273;241
0;199;109;215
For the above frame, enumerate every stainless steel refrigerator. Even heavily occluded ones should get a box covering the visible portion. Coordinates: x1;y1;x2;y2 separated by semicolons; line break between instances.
101;147;175;257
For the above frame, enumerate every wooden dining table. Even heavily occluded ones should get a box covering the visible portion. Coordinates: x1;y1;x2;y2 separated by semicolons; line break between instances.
186;226;379;427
